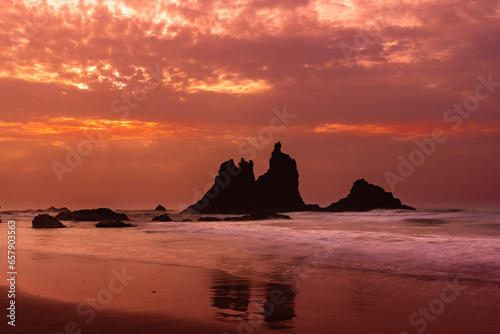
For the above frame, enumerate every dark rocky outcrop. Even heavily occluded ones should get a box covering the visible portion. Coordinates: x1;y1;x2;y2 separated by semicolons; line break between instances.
223;216;251;221
249;211;292;220
32;214;67;228
184;142;307;214
46;206;71;213
224;211;292;221
152;214;173;222
187;158;257;214
198;217;222;222
95;220;135;228
326;179;415;212
255;142;305;212
56;208;129;221
155;205;166;211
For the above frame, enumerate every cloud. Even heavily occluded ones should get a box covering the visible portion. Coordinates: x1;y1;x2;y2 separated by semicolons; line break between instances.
1;0;500;209
313;122;499;140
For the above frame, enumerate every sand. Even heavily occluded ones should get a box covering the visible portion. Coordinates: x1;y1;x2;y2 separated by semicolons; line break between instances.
0;285;238;334
1;250;499;334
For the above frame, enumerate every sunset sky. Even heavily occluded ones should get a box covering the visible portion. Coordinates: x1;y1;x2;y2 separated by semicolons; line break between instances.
1;0;499;210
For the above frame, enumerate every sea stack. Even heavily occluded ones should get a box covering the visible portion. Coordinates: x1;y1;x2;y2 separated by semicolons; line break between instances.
184;142;307;214
327;179;415;212
255;142;305;212
186;158;257;214
155;205;166;211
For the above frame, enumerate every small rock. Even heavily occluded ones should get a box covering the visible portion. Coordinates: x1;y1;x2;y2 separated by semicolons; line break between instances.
197;217;222;222
32;214;67;228
95;220;135;228
56;208;129;221
155;205;166;211
152;214;173;222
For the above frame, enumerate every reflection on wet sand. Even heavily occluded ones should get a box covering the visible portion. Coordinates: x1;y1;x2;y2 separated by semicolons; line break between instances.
262;283;296;329
210;272;296;330
211;273;251;319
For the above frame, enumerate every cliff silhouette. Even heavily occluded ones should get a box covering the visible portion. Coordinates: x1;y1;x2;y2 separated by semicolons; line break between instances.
184;142;307;214
183;142;414;214
326;179;415;212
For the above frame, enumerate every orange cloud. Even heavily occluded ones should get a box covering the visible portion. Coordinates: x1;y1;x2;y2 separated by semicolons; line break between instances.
313;122;498;140
0;117;270;146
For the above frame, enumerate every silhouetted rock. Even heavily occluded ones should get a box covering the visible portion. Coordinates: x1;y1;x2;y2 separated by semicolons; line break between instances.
198;217;222;222
95;220;135;228
155;205;166;211
223;211;292;221
46;206;71;213
326;179;415;212
186;158;257;214
182;219;192;222
184;142;308;214
56;208;129;221
249;211;292;220
152;214;172;222
255;142;305;212
223;215;252;221
304;204;324;211
32;214;66;228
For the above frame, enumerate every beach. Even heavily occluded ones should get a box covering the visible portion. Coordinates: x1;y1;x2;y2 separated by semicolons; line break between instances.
1;209;499;333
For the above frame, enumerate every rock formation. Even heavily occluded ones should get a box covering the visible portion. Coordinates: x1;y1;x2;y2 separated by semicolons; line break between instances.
95;220;135;228
187;158;257;214
248;211;292;220
46;206;71;213
223;212;293;221
326;179;415;212
255;142;305;212
155;205;166;211
32;214;67;228
152;214;173;222
56;208;129;221
184;142;307;214
197;217;222;222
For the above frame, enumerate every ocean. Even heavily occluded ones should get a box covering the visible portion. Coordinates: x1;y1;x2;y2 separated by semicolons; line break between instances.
1;208;499;333
4;208;500;284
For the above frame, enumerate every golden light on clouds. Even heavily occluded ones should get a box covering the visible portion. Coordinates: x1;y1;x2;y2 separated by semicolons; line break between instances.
8;0;480;94
0;117;176;144
314;123;396;134
187;78;271;94
313;122;498;140
0;117;256;145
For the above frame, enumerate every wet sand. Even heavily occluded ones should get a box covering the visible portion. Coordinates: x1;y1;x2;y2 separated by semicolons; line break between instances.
0;285;239;334
1;250;499;334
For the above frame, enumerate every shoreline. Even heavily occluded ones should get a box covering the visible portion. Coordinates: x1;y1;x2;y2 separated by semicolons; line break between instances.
1;250;499;333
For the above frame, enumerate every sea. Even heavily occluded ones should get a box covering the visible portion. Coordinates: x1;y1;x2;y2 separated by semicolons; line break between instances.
1;208;500;333
3;208;500;285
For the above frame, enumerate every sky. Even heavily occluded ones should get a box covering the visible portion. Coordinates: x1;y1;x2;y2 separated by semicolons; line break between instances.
1;0;499;210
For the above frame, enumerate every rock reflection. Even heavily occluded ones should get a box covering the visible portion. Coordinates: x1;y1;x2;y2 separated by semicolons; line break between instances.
262;283;296;329
210;272;251;319
210;272;297;330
